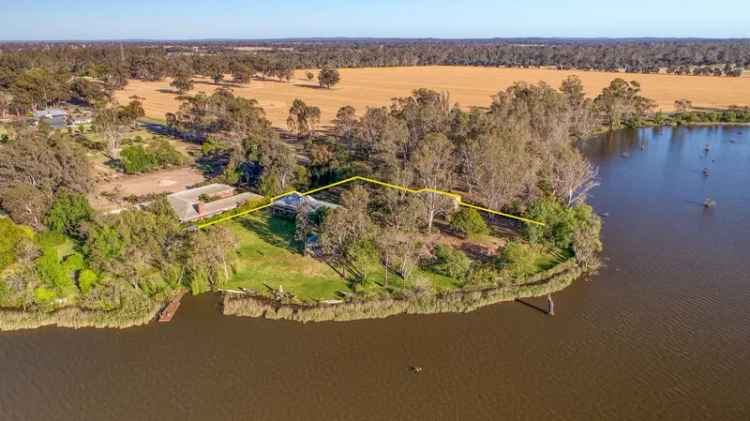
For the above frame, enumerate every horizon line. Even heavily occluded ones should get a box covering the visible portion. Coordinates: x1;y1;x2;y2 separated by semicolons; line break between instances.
2;36;750;43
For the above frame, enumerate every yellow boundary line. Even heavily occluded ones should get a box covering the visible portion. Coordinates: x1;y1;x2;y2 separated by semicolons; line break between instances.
196;176;545;228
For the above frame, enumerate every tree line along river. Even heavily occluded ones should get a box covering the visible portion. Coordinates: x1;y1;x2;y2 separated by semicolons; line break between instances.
0;126;749;420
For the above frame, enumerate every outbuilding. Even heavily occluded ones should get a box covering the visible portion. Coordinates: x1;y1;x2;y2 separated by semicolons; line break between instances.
33;108;68;129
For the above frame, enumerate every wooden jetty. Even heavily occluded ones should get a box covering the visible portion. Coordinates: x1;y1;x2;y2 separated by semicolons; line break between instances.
159;290;187;322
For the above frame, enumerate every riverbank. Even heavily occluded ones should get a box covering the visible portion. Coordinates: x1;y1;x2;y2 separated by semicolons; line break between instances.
0;259;584;331
223;259;583;323
0;295;162;331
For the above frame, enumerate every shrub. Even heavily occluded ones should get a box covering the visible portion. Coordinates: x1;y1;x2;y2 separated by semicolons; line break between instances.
464;264;500;287
120;139;184;174
120;144;155;173
432;245;472;279
0;218;34;270
62;253;85;273
524;197;578;250
78;269;98;294
35;231;67;254
498;241;540;280
34;287;58;306
35;252;75;294
450;208;489;237
46;191;93;237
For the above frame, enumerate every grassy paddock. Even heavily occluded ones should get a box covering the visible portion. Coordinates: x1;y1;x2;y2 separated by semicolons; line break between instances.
225;214;347;302
223;259;582;322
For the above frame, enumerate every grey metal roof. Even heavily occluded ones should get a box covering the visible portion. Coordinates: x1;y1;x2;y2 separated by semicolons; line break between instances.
33;109;68;119
272;193;339;213
167;184;263;222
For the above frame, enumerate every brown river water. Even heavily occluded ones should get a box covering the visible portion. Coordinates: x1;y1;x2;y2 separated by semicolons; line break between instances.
1;126;749;420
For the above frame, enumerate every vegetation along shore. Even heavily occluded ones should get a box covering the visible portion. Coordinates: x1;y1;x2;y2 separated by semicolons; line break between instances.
1;40;748;330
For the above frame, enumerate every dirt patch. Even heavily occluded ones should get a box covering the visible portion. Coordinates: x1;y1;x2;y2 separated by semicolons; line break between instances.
90;167;207;212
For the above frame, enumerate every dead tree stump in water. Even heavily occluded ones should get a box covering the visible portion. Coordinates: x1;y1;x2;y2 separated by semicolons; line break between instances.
547;294;555;316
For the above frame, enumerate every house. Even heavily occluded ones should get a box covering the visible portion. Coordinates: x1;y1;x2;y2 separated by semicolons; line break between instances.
33;108;68;129
167;184;262;222
271;193;339;218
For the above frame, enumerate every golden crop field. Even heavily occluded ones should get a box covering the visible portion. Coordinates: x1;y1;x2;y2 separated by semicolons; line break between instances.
115;66;750;128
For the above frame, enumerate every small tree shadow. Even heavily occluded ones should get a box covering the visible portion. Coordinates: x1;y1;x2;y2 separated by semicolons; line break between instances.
193;80;242;89
293;83;328;90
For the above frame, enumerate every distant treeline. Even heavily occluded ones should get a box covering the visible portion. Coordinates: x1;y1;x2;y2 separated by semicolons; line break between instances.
0;39;748;87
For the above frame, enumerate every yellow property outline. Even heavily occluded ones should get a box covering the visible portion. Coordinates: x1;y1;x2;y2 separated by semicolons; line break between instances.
196;175;545;228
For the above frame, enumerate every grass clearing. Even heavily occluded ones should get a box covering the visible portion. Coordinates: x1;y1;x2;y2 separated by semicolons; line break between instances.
225;213;467;302
115;66;750;128
226;213;346;302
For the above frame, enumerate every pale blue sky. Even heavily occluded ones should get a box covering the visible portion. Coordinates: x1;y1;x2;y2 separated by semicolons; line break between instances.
1;0;748;40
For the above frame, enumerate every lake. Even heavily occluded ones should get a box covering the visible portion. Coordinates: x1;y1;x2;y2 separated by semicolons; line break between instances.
1;126;749;420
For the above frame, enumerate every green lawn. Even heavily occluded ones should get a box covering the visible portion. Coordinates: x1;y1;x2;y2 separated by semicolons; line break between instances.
225;213;347;302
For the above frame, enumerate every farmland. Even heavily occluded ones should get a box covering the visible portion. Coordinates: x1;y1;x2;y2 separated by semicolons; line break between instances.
115;66;750;128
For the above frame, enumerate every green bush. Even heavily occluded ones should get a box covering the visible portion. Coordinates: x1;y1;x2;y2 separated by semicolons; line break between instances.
62;253;85;273
46;191;93;237
432;245;472;279
35;253;74;294
34;287;58;305
78;269;98;294
35;231;67;255
524;197;577;249
464;264;500;287
498;241;540;280
0;218;34;270
120;139;184;174
450;208;489;237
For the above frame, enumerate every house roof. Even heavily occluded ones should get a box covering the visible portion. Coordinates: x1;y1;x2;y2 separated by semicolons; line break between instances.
272;193;339;213
167;184;263;222
33;109;68;119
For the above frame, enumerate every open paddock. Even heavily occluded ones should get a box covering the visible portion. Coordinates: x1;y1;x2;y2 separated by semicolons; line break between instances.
115;66;750;128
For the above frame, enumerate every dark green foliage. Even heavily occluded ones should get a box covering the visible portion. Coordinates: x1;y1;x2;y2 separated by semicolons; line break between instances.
83;223;125;265
120;139;184;174
669;110;750;125
431;245;471;279
524;196;602;269
450;208;489;237
524;197;579;250
46;191;93;237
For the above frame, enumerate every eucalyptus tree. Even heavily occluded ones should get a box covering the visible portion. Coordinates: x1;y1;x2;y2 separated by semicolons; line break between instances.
287;99;321;139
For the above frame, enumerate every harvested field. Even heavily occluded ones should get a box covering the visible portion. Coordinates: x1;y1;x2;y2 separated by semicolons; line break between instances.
114;66;750;128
